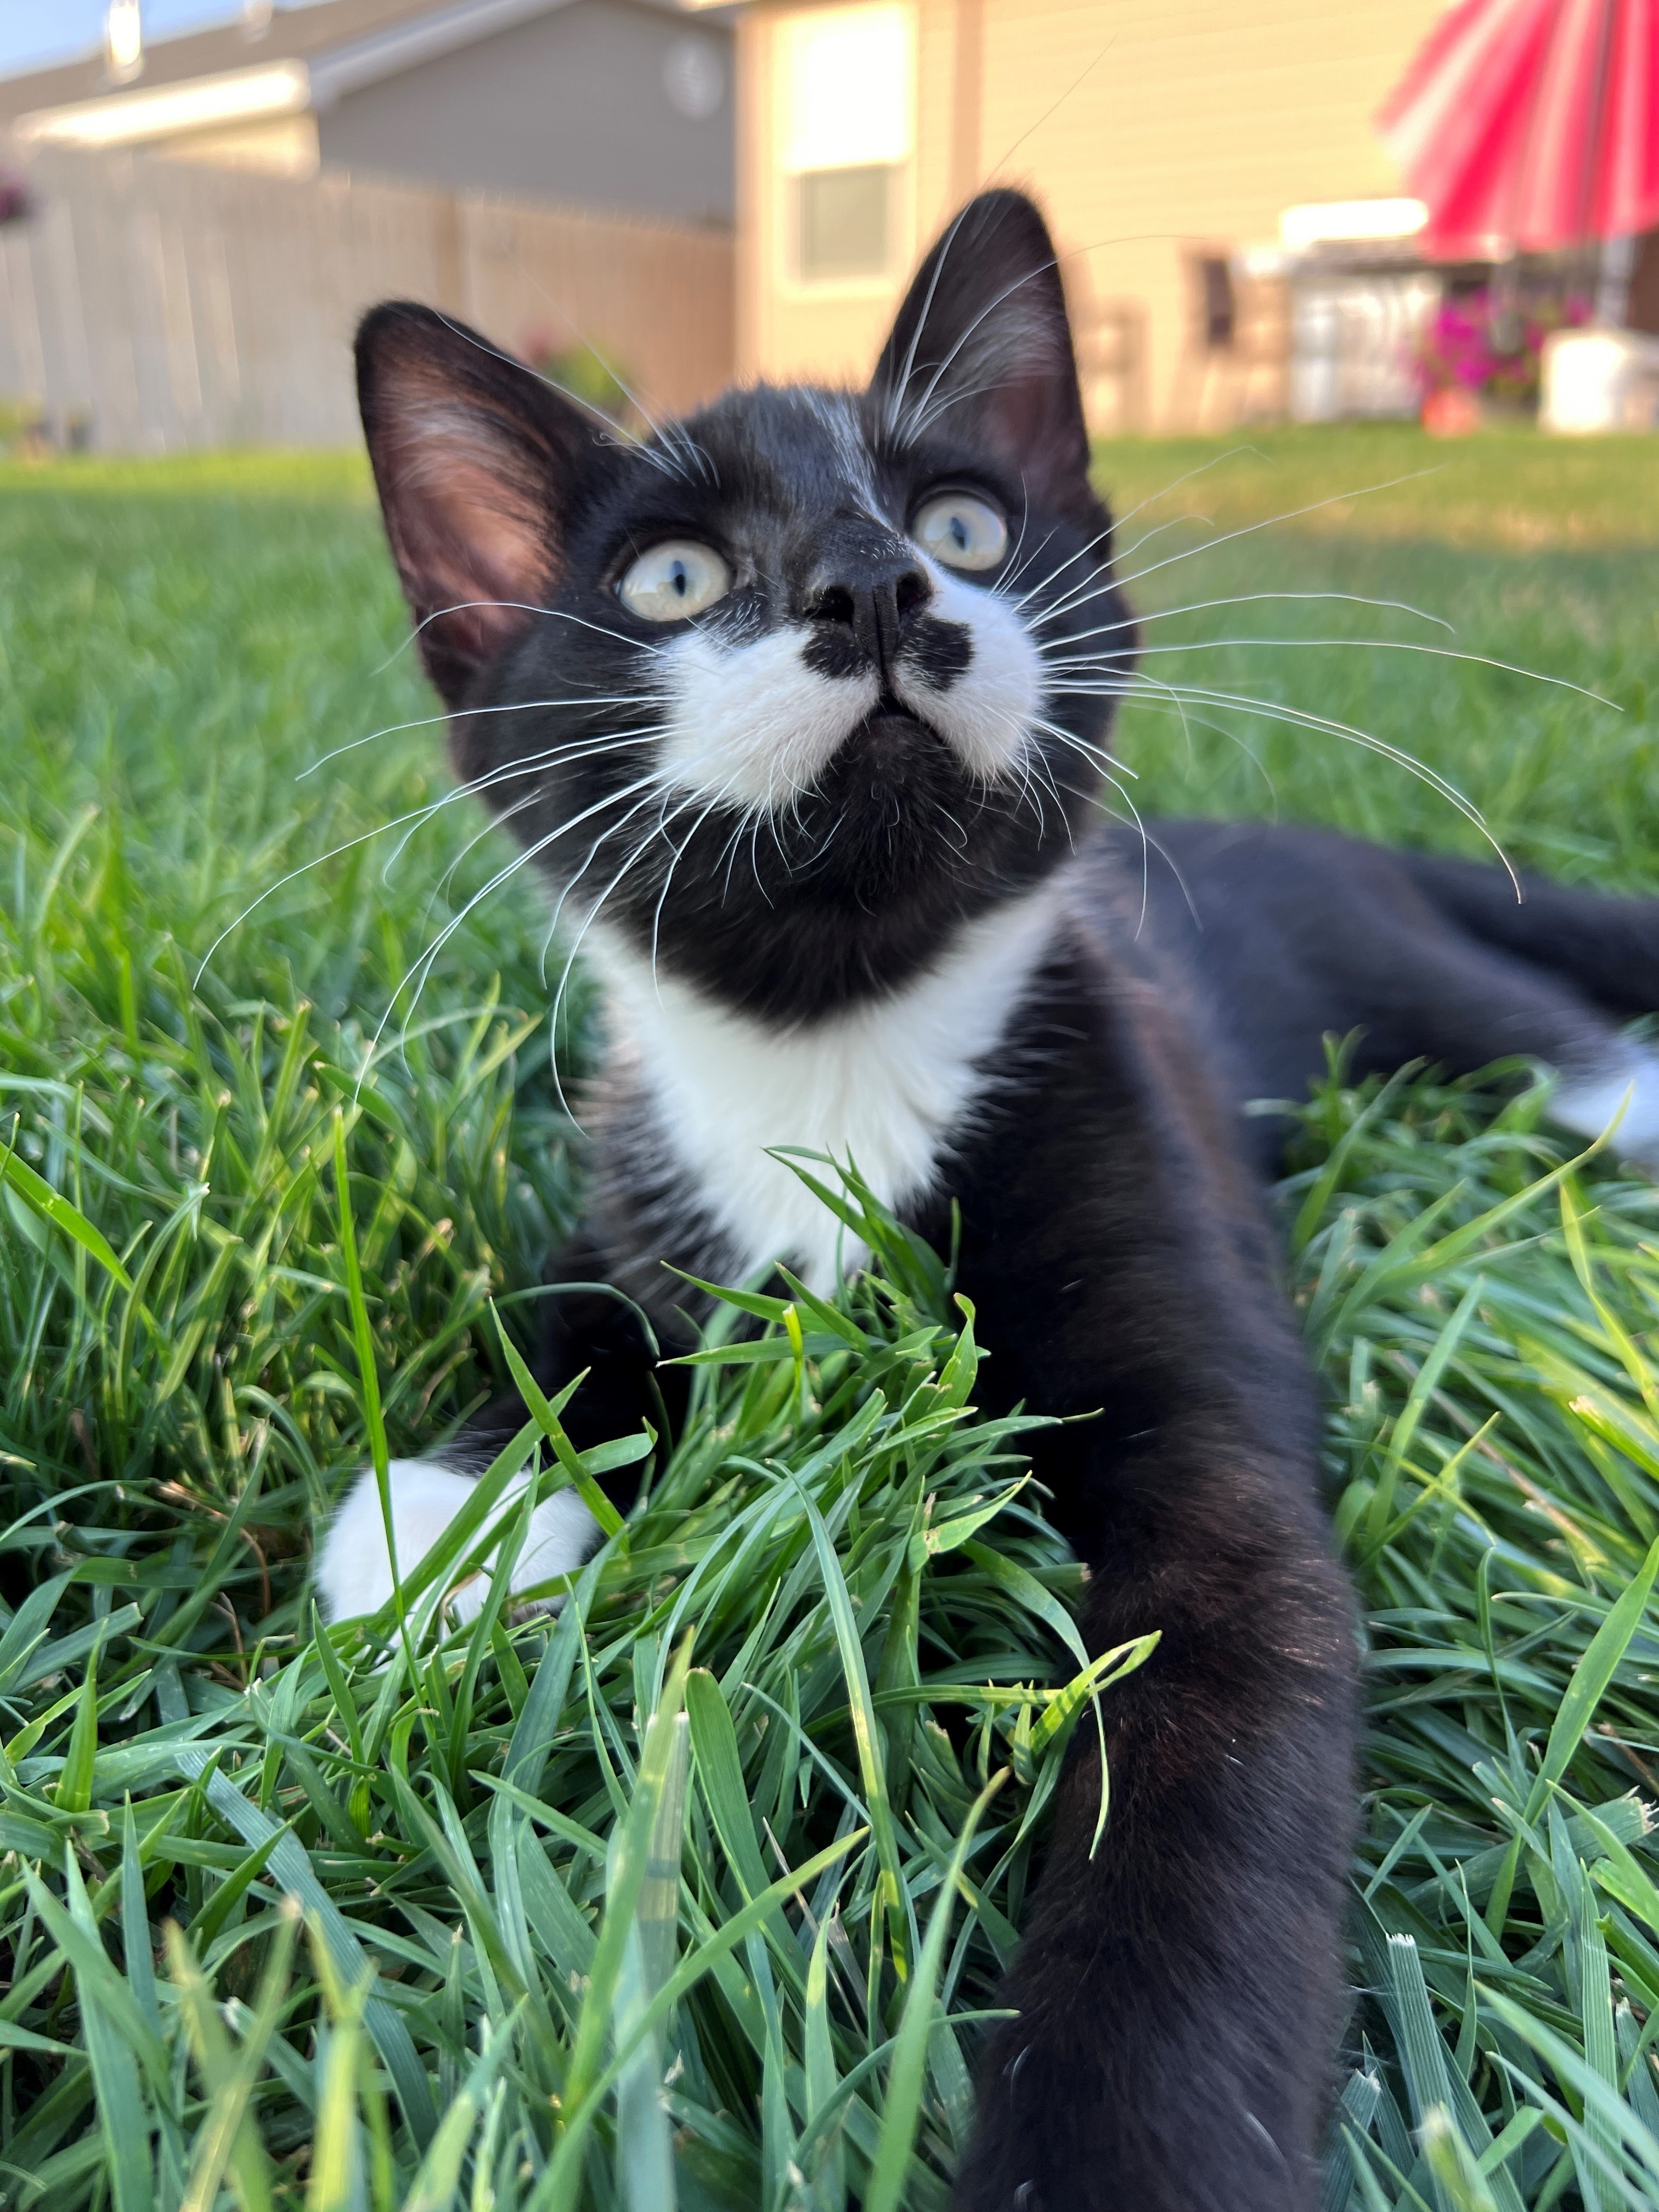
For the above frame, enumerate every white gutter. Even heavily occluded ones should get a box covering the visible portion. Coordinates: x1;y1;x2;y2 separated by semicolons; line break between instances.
15;59;310;148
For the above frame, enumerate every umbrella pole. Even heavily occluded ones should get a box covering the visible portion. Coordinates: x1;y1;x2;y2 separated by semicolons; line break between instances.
1595;233;1637;325
1578;0;1618;318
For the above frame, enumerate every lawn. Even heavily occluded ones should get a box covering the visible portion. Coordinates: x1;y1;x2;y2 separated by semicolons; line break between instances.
2;428;1659;2210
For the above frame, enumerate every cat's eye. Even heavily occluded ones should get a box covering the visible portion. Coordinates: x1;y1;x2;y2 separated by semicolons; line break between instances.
912;492;1008;573
617;540;731;622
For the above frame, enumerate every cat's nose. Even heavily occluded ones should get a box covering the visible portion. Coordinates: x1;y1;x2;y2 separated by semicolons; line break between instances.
805;545;932;678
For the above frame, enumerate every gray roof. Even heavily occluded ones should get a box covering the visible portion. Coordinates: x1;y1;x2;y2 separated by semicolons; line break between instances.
0;0;706;127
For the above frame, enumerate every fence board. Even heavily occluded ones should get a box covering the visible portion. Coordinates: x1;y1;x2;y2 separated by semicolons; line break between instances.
0;139;733;450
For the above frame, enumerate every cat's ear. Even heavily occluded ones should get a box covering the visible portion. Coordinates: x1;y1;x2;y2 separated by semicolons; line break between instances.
870;190;1092;515
356;302;592;707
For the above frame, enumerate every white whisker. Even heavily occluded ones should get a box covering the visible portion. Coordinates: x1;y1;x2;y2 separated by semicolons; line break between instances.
1074;635;1613;704
1109;466;1448;596
417;787;549;934
1006;524;1116;614
1049;672;1519;889
501;249;716;488
882;202;971;439
898;255;1059;445
1031;588;1454;642
545;785;712;1120
373;731;658;884
425;307;692;486
1108;443;1268;535
299;691;665;777
372;599;663;678
649;785;739;996
359;767;673;1083
1108;509;1216;569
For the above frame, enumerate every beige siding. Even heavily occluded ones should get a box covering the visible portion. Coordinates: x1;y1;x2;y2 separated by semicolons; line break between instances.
916;0;968;253
739;2;928;390
740;0;1448;422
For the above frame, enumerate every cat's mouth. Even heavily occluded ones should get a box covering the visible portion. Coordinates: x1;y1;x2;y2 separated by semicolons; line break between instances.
839;690;947;760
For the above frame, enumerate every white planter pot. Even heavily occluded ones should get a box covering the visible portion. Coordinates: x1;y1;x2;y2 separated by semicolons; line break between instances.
1540;327;1659;433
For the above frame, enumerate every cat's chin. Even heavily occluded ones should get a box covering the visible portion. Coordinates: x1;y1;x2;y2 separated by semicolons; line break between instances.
833;702;951;774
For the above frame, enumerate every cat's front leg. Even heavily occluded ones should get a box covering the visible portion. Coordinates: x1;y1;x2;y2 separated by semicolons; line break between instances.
313;1454;600;1623
955;1421;1357;2212
314;1231;677;1622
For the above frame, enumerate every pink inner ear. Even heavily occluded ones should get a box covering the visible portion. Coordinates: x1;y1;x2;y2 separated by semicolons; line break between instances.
379;397;558;676
411;459;551;657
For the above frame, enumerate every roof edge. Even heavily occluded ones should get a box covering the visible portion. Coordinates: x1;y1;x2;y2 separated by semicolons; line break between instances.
308;0;574;109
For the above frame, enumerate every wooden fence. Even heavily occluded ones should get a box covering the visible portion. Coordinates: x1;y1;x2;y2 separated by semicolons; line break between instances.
0;141;735;452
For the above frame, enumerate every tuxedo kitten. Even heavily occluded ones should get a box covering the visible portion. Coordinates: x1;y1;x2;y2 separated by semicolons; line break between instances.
320;190;1659;2209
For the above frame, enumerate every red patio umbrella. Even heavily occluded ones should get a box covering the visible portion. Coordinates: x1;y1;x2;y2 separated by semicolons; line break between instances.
1379;0;1659;256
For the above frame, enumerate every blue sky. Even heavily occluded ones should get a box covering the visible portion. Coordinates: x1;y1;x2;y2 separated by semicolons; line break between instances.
0;4;320;82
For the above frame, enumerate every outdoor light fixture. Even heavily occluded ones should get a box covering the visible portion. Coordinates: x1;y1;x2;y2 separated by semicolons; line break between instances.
105;0;143;83
663;35;725;122
1279;199;1430;250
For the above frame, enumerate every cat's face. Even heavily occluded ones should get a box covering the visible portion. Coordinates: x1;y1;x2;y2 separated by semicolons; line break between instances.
358;191;1135;1021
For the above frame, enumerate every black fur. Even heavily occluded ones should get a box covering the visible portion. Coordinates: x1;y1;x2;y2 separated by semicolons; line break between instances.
357;202;1131;1029
353;189;1659;2209
1114;819;1658;1173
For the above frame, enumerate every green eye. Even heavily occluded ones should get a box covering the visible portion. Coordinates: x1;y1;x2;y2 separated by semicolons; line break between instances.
912;492;1008;573
618;540;731;621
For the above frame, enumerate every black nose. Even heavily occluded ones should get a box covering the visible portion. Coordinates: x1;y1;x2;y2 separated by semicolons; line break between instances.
805;539;932;680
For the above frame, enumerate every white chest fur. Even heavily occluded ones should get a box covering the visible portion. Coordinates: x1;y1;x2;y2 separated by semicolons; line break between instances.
588;888;1062;1294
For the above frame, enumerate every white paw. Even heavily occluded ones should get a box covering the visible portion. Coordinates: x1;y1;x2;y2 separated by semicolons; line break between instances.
1550;1049;1659;1169
315;1458;601;1623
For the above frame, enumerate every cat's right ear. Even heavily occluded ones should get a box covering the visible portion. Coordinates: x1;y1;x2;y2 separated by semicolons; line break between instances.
868;190;1093;520
356;303;592;708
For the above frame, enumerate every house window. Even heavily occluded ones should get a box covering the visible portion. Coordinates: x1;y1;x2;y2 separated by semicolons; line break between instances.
797;165;893;280
777;4;913;286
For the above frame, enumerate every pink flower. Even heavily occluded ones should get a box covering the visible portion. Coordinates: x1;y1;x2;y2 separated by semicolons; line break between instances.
1410;277;1573;404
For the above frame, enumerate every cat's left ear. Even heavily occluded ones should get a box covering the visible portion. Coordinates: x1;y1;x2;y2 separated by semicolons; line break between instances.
356;302;592;708
868;189;1093;517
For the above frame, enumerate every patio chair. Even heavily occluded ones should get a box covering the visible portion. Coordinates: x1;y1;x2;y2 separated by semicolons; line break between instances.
1172;246;1290;428
1063;256;1149;435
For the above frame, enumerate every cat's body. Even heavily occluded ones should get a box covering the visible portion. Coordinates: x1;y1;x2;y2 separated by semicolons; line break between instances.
318;191;1659;2208
586;815;1659;1315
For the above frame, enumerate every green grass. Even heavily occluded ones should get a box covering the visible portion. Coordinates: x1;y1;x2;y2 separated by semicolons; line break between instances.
3;429;1659;2210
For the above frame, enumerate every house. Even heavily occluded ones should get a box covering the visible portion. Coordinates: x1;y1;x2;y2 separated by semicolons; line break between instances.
710;0;1454;427
8;1;1599;438
0;0;738;451
0;0;735;229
